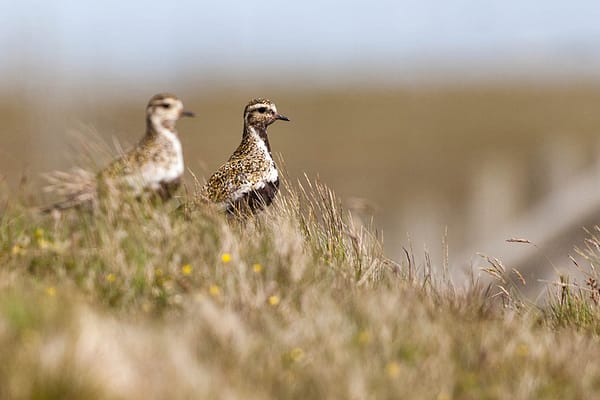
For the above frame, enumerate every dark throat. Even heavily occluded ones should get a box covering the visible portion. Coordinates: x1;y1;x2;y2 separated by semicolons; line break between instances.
243;123;272;154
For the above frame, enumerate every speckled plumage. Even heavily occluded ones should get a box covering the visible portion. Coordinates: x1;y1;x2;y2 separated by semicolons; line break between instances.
42;93;193;212
202;98;289;214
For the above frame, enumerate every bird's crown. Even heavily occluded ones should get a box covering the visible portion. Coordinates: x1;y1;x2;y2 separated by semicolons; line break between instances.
147;93;182;114
244;98;277;115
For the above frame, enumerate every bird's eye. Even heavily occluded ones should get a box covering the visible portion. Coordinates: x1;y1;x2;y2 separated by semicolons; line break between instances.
161;103;171;109
257;107;267;113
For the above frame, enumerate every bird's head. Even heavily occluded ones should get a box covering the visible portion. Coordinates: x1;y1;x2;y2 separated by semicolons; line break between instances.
243;98;289;129
146;93;194;132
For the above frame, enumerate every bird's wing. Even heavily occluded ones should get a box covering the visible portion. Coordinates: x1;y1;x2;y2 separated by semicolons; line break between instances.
99;144;182;194
203;158;254;203
97;147;153;197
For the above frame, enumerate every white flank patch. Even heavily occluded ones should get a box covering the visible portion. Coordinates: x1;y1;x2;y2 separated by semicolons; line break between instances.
230;182;254;202
124;125;184;194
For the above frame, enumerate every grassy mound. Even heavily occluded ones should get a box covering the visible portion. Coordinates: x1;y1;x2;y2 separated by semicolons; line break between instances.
1;177;600;399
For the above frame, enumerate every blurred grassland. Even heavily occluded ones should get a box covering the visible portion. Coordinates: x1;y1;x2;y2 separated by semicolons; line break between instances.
1;176;600;399
3;84;600;197
3;83;600;260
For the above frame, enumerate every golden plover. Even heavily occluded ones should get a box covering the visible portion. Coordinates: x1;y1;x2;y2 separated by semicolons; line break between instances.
43;93;194;212
201;98;289;215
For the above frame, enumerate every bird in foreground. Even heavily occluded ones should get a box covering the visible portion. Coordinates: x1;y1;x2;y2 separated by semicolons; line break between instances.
201;98;289;215
42;93;194;212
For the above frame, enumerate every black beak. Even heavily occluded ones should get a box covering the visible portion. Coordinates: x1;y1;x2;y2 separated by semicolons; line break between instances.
181;110;195;117
276;113;290;121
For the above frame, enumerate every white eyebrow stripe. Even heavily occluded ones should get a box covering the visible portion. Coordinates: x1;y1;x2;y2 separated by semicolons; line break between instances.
246;103;275;113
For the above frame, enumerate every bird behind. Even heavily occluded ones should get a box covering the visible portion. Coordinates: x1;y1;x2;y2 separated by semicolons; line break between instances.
42;93;194;213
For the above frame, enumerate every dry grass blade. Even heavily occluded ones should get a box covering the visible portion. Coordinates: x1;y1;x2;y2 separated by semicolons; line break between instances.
40;168;98;212
506;238;532;244
511;268;526;286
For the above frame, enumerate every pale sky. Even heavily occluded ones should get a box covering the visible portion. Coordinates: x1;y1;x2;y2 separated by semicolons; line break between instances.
1;0;600;85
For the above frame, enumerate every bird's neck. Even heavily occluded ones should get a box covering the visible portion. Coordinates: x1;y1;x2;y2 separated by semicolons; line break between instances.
146;115;178;139
242;123;271;154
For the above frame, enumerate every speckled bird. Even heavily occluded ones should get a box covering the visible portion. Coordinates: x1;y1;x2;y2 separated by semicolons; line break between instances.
42;93;194;212
98;93;194;198
201;98;289;215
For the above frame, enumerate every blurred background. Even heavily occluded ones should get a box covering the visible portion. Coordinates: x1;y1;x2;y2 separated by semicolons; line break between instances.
2;0;600;296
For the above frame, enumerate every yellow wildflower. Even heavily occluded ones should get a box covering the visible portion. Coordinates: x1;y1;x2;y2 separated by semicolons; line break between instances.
106;273;116;283
45;287;56;297
37;238;51;249
253;263;263;273
516;343;529;357
268;295;280;306
34;228;44;239
209;285;221;297
289;347;304;362
357;330;371;345
11;245;25;256
221;253;232;263
385;361;400;378
181;264;193;276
